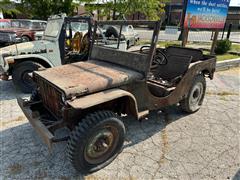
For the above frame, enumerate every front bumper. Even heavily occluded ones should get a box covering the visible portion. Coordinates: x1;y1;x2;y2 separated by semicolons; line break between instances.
17;98;55;150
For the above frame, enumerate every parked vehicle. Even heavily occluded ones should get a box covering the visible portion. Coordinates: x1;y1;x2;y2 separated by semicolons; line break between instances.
0;19;47;45
17;20;216;174
104;24;140;48
0;14;93;93
0;19;11;28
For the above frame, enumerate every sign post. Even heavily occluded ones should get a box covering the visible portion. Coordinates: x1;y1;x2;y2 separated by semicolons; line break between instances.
210;30;219;55
183;0;230;51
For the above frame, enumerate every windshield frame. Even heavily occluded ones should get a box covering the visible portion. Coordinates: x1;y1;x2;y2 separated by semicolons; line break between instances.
90;20;162;76
43;18;64;38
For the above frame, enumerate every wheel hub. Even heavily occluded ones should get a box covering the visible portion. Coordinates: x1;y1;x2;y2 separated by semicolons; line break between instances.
84;127;118;164
189;82;203;107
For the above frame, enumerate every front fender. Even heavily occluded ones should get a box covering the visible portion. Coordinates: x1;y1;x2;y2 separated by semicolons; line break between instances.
13;54;55;67
67;88;139;118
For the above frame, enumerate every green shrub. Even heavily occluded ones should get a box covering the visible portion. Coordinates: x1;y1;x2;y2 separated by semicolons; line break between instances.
165;42;181;48
214;39;232;55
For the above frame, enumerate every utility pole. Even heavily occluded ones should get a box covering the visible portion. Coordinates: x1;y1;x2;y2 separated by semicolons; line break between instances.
178;0;188;43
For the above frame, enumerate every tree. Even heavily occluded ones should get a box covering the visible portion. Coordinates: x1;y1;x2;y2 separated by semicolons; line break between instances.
19;0;78;20
82;0;167;20
0;0;20;18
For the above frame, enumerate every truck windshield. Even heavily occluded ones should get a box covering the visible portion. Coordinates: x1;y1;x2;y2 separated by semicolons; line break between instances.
0;22;11;28
44;19;63;37
71;22;88;32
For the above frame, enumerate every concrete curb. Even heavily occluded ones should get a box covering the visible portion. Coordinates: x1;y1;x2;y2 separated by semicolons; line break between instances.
216;58;240;71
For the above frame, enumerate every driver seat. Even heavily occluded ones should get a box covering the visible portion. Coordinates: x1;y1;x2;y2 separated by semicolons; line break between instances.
151;49;192;83
72;32;83;52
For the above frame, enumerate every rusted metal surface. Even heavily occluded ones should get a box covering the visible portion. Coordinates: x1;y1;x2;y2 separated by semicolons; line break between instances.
17;98;54;150
137;57;216;110
91;45;149;74
35;76;63;119
67;88;139;117
34;60;143;99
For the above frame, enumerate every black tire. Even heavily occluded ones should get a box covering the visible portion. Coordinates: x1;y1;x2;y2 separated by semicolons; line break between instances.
180;74;206;113
67;111;125;174
21;35;31;42
12;61;43;93
127;40;130;49
105;26;119;38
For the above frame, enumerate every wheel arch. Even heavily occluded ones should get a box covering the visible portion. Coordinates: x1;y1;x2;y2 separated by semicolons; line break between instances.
21;34;32;41
202;68;214;79
9;55;54;74
67;89;139;119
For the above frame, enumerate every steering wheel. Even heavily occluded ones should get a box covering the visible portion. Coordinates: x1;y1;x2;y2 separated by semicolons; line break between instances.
140;46;168;66
152;49;168;66
140;45;151;52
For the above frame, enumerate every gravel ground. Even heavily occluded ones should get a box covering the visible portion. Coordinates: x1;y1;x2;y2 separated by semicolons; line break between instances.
0;68;239;180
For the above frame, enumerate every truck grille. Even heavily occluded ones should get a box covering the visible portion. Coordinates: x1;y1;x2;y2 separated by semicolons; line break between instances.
35;75;63;119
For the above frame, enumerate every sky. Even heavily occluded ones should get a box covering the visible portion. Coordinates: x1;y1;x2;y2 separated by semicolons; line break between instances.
230;0;240;6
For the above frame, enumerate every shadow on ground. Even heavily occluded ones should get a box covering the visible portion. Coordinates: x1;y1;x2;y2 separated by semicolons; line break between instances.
1;104;188;179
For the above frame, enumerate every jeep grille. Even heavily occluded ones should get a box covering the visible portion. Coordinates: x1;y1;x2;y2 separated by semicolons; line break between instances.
35;75;63;119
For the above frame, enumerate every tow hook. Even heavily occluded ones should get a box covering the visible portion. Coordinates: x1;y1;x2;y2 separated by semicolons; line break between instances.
0;74;9;81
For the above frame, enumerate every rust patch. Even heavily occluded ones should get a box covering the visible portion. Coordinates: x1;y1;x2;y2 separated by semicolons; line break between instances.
7;163;23;175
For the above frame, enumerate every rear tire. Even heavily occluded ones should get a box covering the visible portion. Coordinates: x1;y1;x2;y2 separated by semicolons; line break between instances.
12;61;43;93
105;26;119;38
180;74;206;113
22;35;31;42
67;111;125;174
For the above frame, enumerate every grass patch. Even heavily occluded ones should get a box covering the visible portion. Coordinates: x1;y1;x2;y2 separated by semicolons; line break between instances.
203;50;239;61
216;53;240;61
231;44;240;52
206;91;238;96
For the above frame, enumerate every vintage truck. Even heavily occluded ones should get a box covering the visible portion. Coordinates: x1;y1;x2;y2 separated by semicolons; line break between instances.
18;20;216;174
0;14;92;93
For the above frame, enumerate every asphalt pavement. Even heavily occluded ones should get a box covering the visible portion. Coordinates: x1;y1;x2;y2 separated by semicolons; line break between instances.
0;68;239;179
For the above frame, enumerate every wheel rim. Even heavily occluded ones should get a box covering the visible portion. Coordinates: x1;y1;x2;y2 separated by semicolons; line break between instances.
189;82;203;110
22;37;29;42
84;125;119;165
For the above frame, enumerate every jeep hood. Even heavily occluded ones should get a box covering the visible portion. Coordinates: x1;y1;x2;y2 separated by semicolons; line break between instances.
0;40;50;56
34;60;143;99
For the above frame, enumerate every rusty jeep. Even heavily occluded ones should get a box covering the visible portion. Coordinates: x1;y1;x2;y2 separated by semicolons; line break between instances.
17;20;216;174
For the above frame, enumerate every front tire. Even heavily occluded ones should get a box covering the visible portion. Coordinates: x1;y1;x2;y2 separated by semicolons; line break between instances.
12;61;43;93
67;111;125;174
180;74;206;113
